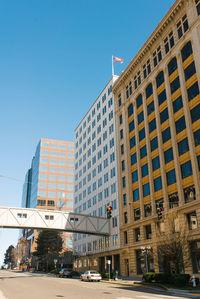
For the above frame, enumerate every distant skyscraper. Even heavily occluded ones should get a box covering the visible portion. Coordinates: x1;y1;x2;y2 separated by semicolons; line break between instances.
21;138;75;251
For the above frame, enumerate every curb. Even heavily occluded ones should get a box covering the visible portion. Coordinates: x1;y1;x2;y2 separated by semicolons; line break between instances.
101;280;169;292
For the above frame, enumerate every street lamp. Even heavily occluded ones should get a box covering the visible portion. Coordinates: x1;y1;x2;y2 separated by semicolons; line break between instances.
140;246;151;273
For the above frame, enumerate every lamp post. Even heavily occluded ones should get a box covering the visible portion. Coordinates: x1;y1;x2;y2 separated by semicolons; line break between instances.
140;246;151;273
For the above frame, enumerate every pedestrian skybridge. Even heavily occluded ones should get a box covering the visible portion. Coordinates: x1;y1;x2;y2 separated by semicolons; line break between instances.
0;207;110;236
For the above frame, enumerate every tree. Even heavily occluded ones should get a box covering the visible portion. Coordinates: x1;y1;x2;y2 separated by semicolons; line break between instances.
4;245;15;265
156;211;190;274
33;230;63;271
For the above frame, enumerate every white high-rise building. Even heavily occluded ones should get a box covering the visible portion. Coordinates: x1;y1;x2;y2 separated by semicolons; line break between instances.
73;76;121;272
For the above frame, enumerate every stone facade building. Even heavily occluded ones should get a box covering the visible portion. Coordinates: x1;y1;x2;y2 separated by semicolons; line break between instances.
113;0;200;276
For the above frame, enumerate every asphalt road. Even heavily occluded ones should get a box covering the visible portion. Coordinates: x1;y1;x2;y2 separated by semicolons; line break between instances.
0;270;198;299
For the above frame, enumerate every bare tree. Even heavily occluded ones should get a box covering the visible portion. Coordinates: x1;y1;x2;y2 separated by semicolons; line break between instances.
156;211;190;274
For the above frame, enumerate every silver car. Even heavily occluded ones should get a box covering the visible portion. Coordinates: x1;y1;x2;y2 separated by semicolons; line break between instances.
80;270;102;282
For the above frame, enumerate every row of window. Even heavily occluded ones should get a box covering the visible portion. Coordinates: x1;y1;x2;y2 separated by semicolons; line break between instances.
124;209;198;245
75;90;113;140
37;199;73;208
74;199;117;216
123;14;190;101
40;141;74;151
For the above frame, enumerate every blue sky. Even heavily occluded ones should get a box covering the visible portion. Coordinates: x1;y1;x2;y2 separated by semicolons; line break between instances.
0;0;175;265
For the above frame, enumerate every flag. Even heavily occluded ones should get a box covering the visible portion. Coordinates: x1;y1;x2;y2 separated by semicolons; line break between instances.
114;56;124;64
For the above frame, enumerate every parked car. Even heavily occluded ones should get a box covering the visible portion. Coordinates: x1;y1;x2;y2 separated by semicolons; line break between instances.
59;268;72;278
80;270;102;282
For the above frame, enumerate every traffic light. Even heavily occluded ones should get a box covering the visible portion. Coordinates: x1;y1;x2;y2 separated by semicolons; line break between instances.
107;206;112;219
156;207;163;220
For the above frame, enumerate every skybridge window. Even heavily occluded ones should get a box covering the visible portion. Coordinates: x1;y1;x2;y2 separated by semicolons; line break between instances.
17;213;27;218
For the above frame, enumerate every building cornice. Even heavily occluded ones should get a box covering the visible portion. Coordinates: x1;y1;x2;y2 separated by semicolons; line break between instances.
113;0;185;94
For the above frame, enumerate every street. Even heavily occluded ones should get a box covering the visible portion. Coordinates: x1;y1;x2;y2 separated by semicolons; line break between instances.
0;270;199;299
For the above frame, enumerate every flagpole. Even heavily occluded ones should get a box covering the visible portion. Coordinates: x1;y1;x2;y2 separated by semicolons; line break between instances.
112;55;114;76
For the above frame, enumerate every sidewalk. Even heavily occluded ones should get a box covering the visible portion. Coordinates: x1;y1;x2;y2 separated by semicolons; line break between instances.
102;278;200;296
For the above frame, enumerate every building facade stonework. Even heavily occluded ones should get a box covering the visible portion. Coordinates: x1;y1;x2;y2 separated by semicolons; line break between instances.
113;0;200;276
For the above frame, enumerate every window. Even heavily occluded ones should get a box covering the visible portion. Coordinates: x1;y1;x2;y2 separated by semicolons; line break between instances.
143;59;151;78
169;192;179;208
156;71;164;88
160;107;169;124
143;183;150;197
142;164;148;177
157;90;167;107
135;228;140;242
164;148;174;163
144;203;152;217
130;136;136;148
147;101;154;115
164;31;174;54
198;155;200;170
136;94;143;108
128;104;134;117
152;156;160;171
173;95;183;113
187;211;197;230
153;46;162;67
140;145;147;158
145;225;152;239
120;129;124;139
134;208;140;221
132;170;138;183
121;144;124;154
184;61;196;81
146;83;153;99
124;231;128;244
109;124;114;134
149;118;156;133
178;138;189;156
134;71;141;89
118;94;121;107
194;129;200;146
124;212;128;224
196;0;200;15
177;15;189;39
184;185;196;203
191;104;200;123
126;81;132;98
122;177;126;188
122;160;125;171
133;189;139;201
181;161;193;178
131;152;137;165
129;120;135;132
175;116;186;134
150;136;158;151
168;57;177;76
123;194;127;205
181;41;193;62
170;77;180;94
154;176;162;191
162;127;171;143
138;111;144;124
166;169;176;185
187;81;199;101
139;127;145;141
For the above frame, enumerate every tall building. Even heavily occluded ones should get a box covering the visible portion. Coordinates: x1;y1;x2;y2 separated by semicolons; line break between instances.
73;76;121;273
22;138;75;252
113;0;200;276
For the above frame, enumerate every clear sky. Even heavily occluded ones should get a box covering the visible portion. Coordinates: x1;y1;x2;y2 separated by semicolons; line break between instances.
0;0;175;266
